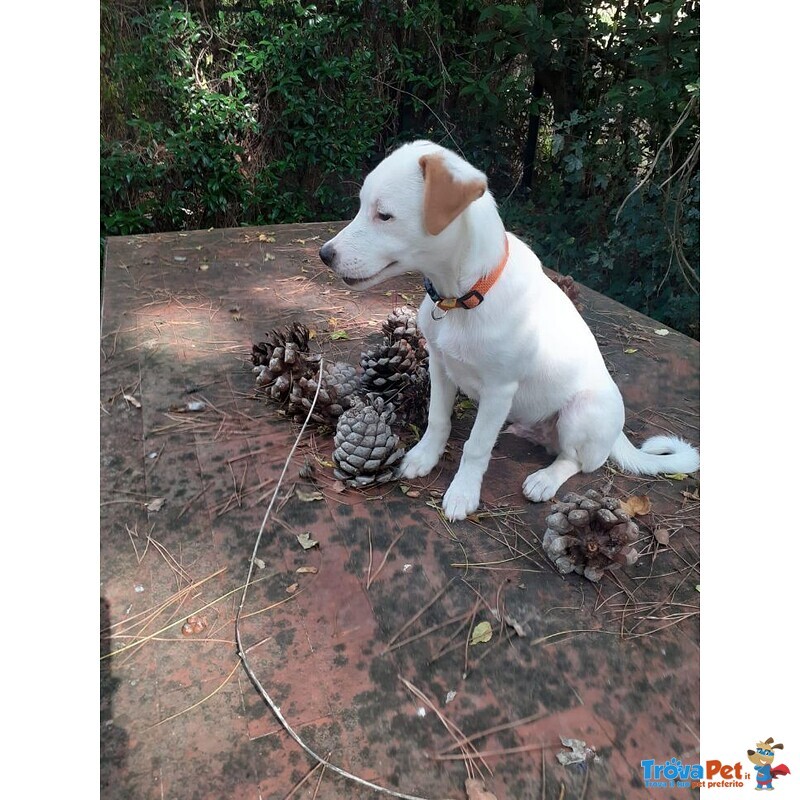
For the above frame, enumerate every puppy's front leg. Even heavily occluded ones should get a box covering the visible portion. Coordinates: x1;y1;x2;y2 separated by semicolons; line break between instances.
399;351;457;479
443;383;517;521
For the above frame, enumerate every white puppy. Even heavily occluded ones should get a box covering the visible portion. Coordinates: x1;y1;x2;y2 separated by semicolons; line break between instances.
319;140;699;521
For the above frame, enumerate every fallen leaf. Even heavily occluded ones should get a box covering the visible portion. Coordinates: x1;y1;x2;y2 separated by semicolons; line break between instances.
653;328;670;336
169;400;207;413
664;472;688;480
623;348;638;354
503;614;528;638
296;533;319;550
146;497;165;512
296;487;324;502
653;528;670;546
619;494;651;516
199;263;210;271
286;583;299;594
123;394;142;408
557;736;598;766
470;621;493;645
330;330;349;340
406;490;421;498
253;557;266;570
258;233;276;242
314;456;335;468
296;566;318;574
399;484;411;494
465;778;498;800
308;329;317;340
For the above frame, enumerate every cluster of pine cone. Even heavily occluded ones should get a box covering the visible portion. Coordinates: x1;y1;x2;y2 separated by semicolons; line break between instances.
542;490;642;582
252;306;427;486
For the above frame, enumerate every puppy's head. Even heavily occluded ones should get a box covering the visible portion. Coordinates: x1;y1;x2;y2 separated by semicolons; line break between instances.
319;141;487;289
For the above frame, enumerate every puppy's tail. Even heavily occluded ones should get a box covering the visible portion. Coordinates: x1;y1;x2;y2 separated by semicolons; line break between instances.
609;433;699;476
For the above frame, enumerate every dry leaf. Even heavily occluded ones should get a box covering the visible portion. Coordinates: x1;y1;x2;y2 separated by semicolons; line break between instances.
557;736;597;766
653;528;670;546
296;566;318;574
253;557;266;570
664;472;688;480
314;456;335;468
296;533;318;550
258;233;276;242
465;778;498;800
296;487;324;502
503;614;528;638
146;497;165;512
619;494;651;516
470;621;493;645
286;583;299;594
123;394;142;408
169;400;207;413
623;348;638;354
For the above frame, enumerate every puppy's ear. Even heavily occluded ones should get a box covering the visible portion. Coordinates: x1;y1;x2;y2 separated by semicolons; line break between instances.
419;153;487;235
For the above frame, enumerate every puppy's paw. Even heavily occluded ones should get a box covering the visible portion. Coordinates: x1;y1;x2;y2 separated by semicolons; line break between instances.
442;476;481;522
522;469;562;503
399;442;441;479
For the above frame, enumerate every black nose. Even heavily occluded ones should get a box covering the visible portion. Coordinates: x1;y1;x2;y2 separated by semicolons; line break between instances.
319;242;336;267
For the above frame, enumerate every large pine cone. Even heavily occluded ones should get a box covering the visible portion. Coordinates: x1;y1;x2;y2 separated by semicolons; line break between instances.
252;323;315;401
542;490;641;582
382;305;426;354
286;360;359;426
332;397;404;487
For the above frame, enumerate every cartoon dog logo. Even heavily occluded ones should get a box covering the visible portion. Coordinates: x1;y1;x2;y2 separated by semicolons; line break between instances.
747;738;791;790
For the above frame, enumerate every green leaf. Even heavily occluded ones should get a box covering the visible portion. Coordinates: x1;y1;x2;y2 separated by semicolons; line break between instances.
470;621;493;645
329;330;349;340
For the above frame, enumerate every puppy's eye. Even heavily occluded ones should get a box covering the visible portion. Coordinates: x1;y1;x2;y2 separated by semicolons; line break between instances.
377;211;394;222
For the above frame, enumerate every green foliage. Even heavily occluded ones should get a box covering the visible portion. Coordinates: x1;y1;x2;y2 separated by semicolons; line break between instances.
101;0;699;336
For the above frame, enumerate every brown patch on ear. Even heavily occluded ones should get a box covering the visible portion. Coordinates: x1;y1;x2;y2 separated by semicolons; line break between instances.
419;153;486;235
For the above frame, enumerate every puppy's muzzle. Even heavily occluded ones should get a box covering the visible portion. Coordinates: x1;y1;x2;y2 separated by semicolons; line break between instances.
319;242;336;267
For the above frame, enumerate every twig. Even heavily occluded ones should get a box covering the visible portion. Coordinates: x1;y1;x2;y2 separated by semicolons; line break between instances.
366;529;406;589
387;579;454;645
437;712;546;755
234;359;451;800
149;661;240;728
282;759;325;800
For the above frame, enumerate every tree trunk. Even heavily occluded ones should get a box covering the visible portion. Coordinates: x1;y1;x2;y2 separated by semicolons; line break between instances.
521;74;545;191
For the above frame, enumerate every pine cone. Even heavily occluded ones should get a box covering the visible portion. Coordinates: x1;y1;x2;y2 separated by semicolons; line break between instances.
542;490;641;582
252;323;315;401
332;397;405;487
382;305;426;354
286;360;359;426
360;336;430;426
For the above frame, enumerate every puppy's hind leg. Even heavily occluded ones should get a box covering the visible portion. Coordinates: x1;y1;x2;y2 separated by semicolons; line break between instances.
523;390;621;503
399;352;457;479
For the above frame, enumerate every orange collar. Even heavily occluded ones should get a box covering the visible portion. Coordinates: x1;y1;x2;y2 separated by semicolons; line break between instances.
424;235;510;311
